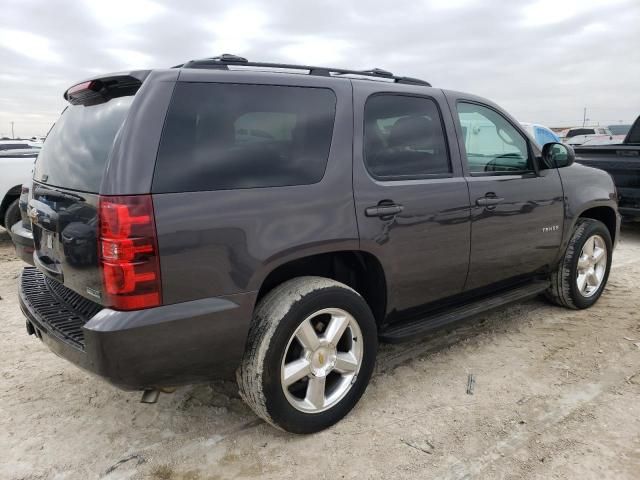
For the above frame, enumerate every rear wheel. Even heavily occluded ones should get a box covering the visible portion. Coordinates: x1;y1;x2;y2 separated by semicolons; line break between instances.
3;199;20;231
237;276;377;433
546;218;612;309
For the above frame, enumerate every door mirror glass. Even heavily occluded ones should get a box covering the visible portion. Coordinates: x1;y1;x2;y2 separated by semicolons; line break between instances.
542;142;575;168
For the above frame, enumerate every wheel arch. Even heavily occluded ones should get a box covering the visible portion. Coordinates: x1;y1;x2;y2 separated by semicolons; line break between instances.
0;184;22;227
255;250;387;326
576;205;617;245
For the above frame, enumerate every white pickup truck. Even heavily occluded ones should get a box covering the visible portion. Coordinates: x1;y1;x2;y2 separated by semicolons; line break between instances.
0;148;38;230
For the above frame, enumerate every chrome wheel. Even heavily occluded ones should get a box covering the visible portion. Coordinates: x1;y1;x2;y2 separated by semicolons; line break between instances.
281;308;363;413
576;234;607;297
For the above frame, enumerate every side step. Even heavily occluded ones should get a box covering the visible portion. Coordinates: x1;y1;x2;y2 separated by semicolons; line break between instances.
379;280;550;344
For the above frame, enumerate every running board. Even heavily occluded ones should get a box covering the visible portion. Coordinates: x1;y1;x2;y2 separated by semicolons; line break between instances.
379;280;550;344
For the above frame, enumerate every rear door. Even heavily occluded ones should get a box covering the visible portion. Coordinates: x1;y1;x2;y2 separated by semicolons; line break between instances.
447;95;564;291
28;75;148;304
353;83;471;321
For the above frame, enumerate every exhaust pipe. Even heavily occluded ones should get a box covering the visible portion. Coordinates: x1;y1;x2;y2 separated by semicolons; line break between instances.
140;387;176;404
140;389;160;404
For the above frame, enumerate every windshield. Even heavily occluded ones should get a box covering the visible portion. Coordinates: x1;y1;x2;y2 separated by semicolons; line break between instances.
34;96;134;192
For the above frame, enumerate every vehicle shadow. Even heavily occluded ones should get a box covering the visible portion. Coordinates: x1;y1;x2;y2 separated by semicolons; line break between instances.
621;221;640;239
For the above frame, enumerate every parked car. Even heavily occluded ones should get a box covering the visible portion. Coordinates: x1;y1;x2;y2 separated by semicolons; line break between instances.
574;115;640;221
10;183;35;264
578;124;631;146
19;56;619;433
561;126;614;146
519;122;561;147
0;148;38;232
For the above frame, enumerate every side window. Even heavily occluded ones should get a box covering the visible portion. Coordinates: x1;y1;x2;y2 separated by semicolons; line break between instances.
456;102;531;174
153;83;336;193
364;95;450;180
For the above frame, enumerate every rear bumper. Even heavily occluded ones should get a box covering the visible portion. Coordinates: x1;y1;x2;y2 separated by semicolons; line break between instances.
9;221;35;265
19;267;254;390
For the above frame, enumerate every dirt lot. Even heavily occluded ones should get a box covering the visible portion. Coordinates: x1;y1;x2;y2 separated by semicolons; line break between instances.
1;225;639;480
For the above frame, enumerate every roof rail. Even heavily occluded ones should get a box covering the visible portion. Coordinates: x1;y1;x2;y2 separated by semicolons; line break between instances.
174;54;432;87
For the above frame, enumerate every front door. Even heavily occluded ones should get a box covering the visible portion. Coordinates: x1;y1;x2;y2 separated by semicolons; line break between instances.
449;98;565;291
353;87;471;321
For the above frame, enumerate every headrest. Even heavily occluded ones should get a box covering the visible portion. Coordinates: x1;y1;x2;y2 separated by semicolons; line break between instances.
388;116;435;149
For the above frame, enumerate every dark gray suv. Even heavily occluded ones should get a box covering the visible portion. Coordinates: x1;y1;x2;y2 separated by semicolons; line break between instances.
19;55;620;433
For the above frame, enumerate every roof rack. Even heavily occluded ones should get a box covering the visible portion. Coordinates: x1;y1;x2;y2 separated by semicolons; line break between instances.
173;54;431;87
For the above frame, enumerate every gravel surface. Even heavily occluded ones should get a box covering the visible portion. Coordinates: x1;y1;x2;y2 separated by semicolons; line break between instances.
1;224;639;480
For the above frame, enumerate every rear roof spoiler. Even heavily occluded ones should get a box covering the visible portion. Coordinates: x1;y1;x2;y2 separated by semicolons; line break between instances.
64;70;150;106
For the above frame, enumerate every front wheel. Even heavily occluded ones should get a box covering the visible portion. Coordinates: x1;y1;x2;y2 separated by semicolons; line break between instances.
546;218;612;309
237;276;377;433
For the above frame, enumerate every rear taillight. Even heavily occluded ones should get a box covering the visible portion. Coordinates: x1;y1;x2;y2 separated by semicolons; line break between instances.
99;195;162;310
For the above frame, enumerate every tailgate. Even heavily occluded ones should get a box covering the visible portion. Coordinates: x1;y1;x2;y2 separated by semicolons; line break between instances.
29;184;103;302
29;74;144;305
575;147;640;209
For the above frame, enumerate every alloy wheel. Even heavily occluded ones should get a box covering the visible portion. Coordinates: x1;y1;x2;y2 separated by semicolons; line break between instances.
576;234;607;297
280;308;363;413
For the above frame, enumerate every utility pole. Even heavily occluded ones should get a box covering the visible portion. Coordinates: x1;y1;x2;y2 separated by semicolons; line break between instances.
11;121;14;139
582;107;587;127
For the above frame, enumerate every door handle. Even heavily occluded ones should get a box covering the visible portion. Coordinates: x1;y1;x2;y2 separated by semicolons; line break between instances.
365;204;404;217
476;196;504;207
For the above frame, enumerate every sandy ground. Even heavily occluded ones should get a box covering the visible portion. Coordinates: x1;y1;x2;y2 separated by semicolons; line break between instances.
1;224;639;480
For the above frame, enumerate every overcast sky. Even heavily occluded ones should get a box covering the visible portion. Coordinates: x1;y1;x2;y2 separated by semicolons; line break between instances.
1;0;639;137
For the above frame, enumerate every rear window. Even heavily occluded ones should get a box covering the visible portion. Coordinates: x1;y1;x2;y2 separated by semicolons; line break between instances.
152;83;336;193
34;97;134;192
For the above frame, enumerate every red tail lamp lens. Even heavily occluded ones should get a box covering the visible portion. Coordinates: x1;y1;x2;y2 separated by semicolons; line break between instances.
99;195;162;310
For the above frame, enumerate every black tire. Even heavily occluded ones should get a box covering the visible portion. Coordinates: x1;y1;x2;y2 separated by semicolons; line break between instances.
3;199;20;231
546;218;612;309
237;276;377;434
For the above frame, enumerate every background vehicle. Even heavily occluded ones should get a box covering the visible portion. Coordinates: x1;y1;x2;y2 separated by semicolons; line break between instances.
577;124;631;145
0;149;38;232
561;126;613;146
520;122;561;147
574;115;640;221
19;57;619;434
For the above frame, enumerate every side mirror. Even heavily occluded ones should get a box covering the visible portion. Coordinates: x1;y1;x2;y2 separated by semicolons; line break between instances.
542;142;575;168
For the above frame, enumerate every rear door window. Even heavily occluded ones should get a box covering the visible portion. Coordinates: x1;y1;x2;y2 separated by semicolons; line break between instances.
153;83;337;193
34;97;134;192
363;94;450;180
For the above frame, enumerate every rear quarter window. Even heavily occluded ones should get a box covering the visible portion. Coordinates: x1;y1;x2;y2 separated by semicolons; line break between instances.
153;83;337;193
